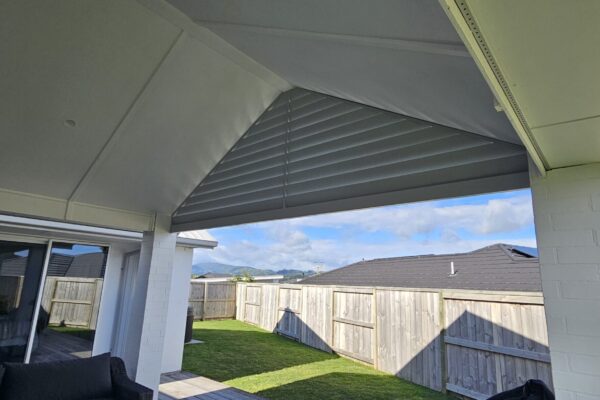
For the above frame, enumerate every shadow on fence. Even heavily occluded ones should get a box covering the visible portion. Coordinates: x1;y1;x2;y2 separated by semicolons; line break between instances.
257;309;553;399
235;283;553;399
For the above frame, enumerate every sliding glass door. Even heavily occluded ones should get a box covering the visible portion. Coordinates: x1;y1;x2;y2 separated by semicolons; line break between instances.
0;241;47;362
30;243;108;363
0;240;108;363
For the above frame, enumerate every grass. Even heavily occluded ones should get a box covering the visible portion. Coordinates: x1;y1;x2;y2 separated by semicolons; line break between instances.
183;320;452;400
50;326;95;342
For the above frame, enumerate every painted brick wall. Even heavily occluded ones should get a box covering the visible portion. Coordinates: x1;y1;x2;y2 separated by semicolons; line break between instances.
530;163;600;400
135;215;177;398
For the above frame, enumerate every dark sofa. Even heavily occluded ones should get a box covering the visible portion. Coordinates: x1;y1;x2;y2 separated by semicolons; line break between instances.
488;379;555;400
0;353;153;400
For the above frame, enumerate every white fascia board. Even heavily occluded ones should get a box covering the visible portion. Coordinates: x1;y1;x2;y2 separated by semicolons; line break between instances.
175;236;218;249
0;188;155;232
438;0;547;175
0;214;217;249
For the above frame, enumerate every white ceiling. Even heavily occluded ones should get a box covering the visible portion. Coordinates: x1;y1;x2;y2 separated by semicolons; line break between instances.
0;0;287;230
167;0;520;144
445;0;600;169
9;0;578;231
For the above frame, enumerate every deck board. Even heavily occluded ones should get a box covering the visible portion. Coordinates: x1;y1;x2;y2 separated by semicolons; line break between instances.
30;329;93;363
160;371;265;400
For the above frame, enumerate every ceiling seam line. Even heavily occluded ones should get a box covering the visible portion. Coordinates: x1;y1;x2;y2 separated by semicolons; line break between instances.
196;20;471;58
530;112;600;130
64;29;186;220
134;0;290;92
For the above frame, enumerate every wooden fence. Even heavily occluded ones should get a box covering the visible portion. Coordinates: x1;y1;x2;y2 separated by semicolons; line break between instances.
236;283;552;399
189;282;236;320
40;277;104;329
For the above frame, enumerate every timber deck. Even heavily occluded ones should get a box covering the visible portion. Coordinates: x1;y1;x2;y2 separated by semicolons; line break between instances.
160;371;265;400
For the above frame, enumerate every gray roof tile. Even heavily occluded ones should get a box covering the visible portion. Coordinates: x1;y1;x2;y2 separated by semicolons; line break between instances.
300;244;540;292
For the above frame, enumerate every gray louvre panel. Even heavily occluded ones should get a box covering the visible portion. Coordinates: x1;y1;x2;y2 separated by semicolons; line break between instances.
171;88;529;231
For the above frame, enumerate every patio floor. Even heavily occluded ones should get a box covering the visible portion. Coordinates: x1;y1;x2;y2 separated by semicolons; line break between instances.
160;371;265;400
30;328;93;363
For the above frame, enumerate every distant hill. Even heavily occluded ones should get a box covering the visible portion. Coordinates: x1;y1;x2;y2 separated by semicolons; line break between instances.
192;262;315;279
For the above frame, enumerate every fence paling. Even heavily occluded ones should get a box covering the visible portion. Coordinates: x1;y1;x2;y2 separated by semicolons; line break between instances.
189;281;237;320
233;282;552;399
40;277;103;329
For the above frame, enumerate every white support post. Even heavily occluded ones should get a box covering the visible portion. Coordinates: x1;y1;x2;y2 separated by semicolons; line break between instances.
127;215;177;398
530;162;600;399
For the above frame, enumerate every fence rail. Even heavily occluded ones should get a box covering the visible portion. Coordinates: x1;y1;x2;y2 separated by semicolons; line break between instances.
235;283;552;399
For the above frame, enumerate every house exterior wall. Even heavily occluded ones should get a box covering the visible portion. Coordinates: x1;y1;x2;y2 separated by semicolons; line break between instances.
161;246;193;373
530;162;600;399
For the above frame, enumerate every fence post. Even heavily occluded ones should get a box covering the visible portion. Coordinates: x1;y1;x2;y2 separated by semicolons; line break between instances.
439;290;447;393
202;282;208;320
373;287;378;370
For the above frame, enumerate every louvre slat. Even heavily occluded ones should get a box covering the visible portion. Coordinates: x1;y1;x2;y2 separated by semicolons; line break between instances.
288;126;456;170
266;90;322;112
250;92;341;135
291;96;343;121
285;154;528;207
203;155;286;185
229;129;286;160
286;146;525;195
243;113;289;138
189;172;284;201
289;102;364;132
173;197;284;222
172;88;529;231
290;108;383;141
178;186;284;216
287;133;491;180
221;140;285;167
236;97;343;151
187;172;283;203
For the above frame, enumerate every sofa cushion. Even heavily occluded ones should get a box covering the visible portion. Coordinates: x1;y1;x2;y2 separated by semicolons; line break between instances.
0;353;113;400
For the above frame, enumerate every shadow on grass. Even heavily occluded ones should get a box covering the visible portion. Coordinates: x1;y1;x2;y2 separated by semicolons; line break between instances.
256;372;448;400
182;321;336;382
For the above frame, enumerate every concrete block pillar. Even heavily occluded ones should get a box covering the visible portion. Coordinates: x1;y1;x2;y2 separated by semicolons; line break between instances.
530;163;600;399
131;214;177;397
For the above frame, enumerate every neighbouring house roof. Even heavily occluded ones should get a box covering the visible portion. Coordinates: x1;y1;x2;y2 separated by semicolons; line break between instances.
198;272;232;278
191;274;284;283
299;244;541;292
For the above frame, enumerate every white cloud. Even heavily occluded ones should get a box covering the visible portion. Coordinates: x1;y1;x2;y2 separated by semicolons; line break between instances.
287;194;534;237
193;192;536;271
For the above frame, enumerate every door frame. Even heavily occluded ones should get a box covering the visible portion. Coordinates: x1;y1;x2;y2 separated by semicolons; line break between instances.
112;250;140;362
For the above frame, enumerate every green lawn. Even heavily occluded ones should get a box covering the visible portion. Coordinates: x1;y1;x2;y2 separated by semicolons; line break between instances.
183;320;452;400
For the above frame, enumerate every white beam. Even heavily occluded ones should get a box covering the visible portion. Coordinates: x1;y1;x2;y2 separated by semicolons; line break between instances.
0;188;155;232
438;0;547;175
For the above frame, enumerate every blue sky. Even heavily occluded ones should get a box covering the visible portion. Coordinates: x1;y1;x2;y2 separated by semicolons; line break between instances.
193;189;537;271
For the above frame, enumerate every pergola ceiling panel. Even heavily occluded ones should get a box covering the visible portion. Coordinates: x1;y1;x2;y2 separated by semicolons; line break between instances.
168;0;520;144
172;89;529;231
